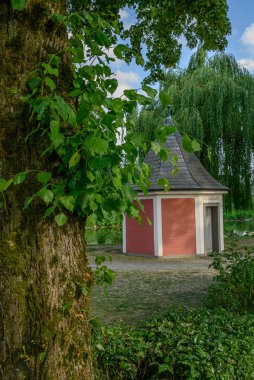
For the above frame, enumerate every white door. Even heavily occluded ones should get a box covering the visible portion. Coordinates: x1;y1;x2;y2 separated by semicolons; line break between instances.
205;207;213;253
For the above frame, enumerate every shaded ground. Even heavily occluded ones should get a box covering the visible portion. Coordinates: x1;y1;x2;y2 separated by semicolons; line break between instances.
88;237;254;326
87;247;215;325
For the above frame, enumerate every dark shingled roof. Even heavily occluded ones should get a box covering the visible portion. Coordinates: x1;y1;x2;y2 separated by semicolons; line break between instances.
138;132;228;192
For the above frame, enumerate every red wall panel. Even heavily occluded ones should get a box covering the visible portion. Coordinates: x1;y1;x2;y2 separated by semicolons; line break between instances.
162;198;196;256
126;199;154;255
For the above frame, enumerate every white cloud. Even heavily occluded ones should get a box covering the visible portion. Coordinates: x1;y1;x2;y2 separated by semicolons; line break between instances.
114;70;141;97
119;8;135;29
238;58;254;72
119;9;129;20
241;23;254;47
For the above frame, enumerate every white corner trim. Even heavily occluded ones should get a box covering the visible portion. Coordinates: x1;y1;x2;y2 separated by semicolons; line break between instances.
122;214;126;253
153;196;158;256
154;196;163;257
219;197;224;251
195;196;203;255
157;197;163;256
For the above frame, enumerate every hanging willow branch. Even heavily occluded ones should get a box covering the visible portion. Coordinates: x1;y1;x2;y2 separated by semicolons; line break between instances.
133;50;254;211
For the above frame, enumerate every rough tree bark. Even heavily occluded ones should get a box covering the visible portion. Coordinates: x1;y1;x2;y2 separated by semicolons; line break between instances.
0;1;94;379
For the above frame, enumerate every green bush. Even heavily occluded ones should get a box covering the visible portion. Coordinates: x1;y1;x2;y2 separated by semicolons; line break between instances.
86;211;122;228
224;209;253;220
93;308;254;379
207;245;254;311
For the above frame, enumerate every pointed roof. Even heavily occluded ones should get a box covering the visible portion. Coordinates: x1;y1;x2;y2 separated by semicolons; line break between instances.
142;132;228;192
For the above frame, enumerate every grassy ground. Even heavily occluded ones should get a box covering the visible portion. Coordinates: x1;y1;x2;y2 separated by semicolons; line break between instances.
88;237;254;326
90;270;214;326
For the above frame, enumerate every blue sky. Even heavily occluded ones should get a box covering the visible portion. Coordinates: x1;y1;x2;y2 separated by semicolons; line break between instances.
112;1;254;96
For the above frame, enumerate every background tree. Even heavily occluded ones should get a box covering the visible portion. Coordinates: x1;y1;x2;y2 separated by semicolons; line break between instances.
134;50;254;211
0;0;230;378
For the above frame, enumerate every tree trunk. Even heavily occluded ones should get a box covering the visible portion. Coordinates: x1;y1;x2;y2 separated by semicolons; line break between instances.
0;1;94;379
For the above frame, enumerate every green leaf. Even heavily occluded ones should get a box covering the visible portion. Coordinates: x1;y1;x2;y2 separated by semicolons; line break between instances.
207;147;212;162
142;84;157;98
84;137;108;155
89;157;111;170
44;206;55;218
49;55;61;66
14;172;27;185
159;91;171;106
182;135;193;153
45;77;56;91
104;79;118;94
68;109;77;128
151;141;161;155
50;129;65;148
55;213;68;227
42;63;58;77
28;77;41;90
38;189;54;205
0;201;4;209
121;184;134;203
113;44;130;59
0;179;7;192
0;178;13;191
51;13;65;24
24;196;33;209
69;151;81;169
135;54;145;66
157;177;170;191
37;172;51;184
38;351;46;363
94;31;111;48
11;0;26;11
50;120;59;140
159;148;169;162
60;196;75;212
192;139;201;152
123;90;137;100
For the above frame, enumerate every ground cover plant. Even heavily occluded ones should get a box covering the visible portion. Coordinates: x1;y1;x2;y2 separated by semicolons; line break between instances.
207;244;254;311
93;308;254;380
92;243;254;379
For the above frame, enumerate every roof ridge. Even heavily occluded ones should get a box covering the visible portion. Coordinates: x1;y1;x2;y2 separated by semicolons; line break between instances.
175;133;200;188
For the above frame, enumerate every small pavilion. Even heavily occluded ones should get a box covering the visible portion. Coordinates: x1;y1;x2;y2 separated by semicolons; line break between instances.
123;123;228;257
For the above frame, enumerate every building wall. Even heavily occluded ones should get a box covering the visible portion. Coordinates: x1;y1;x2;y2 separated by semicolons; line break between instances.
126;199;154;255
161;198;196;255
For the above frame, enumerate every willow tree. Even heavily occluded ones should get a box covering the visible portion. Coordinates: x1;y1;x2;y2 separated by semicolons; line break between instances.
136;50;254;210
169;51;254;210
0;0;230;378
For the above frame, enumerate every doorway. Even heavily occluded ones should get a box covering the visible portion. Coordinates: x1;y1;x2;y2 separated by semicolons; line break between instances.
204;205;220;254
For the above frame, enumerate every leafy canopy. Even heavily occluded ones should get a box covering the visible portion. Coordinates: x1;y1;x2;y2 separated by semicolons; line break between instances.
3;1;231;225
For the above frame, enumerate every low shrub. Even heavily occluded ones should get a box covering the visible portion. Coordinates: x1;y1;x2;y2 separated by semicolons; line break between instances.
224;209;253;220
86;211;122;228
207;245;254;311
93;308;254;379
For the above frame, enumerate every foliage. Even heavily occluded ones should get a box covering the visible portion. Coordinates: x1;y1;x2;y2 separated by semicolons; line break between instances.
11;0;231;83
93;255;115;294
132;50;254;211
207;245;254;311
86;211;122;228
224;209;254;220
2;0;232;226
93;308;254;380
1;7;157;225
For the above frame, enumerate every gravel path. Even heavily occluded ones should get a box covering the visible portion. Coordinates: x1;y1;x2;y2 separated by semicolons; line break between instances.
87;244;214;273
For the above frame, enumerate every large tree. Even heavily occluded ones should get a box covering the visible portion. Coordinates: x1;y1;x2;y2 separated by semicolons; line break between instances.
135;50;254;210
0;1;230;378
